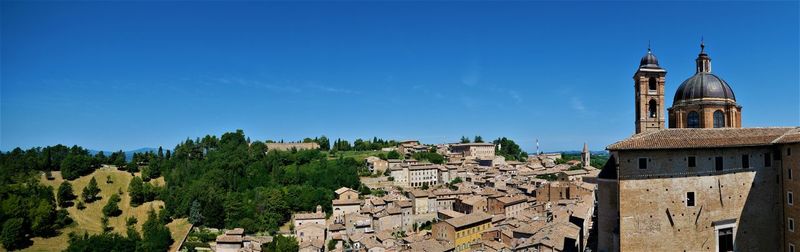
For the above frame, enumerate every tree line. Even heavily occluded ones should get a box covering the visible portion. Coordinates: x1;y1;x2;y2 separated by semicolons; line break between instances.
161;130;363;233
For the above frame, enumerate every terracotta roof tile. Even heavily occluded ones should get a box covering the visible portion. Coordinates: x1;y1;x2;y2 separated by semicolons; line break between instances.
444;212;492;228
607;127;797;150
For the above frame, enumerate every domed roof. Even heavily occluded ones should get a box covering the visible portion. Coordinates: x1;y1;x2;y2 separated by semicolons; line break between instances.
639;51;660;69
673;72;736;104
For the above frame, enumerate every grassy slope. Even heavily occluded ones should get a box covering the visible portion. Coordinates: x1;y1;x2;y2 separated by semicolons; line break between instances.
19;167;190;252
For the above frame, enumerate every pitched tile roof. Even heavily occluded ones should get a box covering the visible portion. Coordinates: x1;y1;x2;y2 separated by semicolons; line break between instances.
773;128;800;144
607;127;798;150
444;211;492;228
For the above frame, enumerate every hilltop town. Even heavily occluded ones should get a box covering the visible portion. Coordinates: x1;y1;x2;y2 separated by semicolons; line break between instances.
208;140;603;252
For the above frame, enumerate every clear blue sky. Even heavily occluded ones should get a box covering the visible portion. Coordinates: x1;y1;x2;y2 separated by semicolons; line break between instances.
2;1;798;152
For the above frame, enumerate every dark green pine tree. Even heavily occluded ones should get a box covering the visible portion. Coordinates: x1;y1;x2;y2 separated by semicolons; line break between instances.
82;177;101;203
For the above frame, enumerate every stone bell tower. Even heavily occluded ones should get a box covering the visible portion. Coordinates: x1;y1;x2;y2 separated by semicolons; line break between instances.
634;46;667;134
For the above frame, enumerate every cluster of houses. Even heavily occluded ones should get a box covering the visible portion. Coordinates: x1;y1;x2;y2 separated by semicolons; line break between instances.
288;141;601;252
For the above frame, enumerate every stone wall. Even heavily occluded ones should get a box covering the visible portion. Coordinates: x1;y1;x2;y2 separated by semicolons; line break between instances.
597;177;619;252
613;147;781;251
782;143;799;251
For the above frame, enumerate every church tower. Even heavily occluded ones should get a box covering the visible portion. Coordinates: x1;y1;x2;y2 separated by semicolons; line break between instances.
634;46;667;134
581;142;590;168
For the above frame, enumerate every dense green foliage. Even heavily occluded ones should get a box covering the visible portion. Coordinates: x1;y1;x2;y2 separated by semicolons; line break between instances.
412;151;445;164
57;181;76;208
139;208;173;251
560;152;610;168
1;218;26;250
0;144;178;250
65;232;137;252
102;194;122;217
0;148;76;250
162;130;363;233
0;145;101;181
65;207;172;252
128;177;160;206
82;177;101;203
493;137;528;161
262;235;299;252
352;137;397;151
330;137;398;152
386;150;401;160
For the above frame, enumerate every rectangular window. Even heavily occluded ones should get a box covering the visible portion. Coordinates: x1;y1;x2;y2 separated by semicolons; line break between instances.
639;158;648;169
791;168;794;180
688;156;696;168
715;157;724;171
742;155;750;168
718;227;734;252
764;153;771;167
790;148;793;156
790;191;794;206
790;243;795;252
687;192;695;207
790;218;795;232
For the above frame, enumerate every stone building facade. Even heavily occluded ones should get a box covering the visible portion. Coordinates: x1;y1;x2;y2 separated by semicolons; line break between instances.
450;143;496;159
597;43;800;252
432;212;493;252
265;142;320;151
778;139;800;252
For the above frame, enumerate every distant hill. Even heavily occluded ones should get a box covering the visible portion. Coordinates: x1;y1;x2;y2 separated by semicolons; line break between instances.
528;150;609;156
88;147;164;161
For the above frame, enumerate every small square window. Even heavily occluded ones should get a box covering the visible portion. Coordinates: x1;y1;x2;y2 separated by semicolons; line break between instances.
639;158;648;169
686;192;695;207
688;156;696;168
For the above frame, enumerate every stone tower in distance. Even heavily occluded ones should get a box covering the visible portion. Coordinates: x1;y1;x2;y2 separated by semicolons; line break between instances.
581;142;590;168
634;46;667;134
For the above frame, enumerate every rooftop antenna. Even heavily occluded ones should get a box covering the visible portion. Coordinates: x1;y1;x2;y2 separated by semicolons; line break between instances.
648;40;651;53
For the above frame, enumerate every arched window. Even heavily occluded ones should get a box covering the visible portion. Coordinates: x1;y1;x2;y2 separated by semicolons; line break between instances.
649;77;657;91
687;111;700;128
648;100;658;118
713;110;725;128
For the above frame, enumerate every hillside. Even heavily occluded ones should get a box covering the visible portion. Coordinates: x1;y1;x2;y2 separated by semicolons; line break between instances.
18;167;190;252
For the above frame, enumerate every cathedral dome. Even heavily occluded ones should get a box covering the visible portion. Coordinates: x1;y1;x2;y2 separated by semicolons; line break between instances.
673;73;736;104
639;51;660;69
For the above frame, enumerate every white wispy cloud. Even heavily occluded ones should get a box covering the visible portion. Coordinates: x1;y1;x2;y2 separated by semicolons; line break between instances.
306;83;360;95
571;96;586;113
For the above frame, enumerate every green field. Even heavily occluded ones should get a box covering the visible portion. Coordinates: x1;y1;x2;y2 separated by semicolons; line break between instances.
16;167;190;252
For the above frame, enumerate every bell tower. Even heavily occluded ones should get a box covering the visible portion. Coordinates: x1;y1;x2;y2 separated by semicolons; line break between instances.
634;46;667;134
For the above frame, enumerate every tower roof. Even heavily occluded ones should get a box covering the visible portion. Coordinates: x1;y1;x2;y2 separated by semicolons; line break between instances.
639;48;661;69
